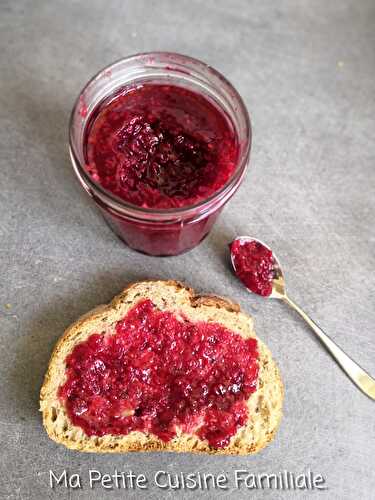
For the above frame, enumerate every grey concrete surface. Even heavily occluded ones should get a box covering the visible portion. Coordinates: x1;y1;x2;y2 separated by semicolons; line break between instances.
1;1;374;499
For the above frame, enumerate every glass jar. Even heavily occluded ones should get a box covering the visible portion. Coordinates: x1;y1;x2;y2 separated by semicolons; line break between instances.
69;52;251;256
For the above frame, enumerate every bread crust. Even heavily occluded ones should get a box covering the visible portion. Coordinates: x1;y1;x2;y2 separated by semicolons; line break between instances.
40;280;283;455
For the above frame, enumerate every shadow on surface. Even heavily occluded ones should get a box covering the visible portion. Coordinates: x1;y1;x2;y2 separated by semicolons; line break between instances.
1;72;91;214
206;225;237;278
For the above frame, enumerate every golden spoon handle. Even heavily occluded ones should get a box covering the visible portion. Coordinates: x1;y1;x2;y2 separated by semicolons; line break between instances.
283;294;375;401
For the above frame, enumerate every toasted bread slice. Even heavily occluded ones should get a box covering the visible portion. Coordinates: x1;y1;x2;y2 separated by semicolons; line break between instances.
40;280;283;454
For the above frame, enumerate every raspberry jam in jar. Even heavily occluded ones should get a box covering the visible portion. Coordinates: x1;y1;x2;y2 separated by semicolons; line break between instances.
70;53;251;255
84;84;238;209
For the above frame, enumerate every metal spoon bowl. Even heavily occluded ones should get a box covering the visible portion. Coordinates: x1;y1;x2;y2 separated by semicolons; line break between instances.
230;236;375;401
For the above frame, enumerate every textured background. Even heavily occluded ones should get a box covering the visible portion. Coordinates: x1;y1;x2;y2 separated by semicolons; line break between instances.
1;1;374;499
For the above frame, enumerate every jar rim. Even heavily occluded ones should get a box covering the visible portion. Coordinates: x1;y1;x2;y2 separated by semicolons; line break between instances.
69;52;251;220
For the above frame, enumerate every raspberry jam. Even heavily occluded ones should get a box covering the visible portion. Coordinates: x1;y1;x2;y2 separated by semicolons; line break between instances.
231;239;275;296
84;84;238;209
58;300;259;448
70;53;251;255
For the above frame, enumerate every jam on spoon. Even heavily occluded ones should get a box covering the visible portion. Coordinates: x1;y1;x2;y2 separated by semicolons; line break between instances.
230;236;375;401
230;239;275;296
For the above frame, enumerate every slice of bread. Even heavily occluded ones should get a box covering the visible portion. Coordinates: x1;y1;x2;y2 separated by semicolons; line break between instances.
40;280;283;455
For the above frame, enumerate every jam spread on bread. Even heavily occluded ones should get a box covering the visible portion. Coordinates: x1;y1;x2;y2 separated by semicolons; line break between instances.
84;84;238;209
231;240;275;296
58;299;259;448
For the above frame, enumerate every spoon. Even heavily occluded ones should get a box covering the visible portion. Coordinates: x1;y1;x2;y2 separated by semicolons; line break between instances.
230;236;375;401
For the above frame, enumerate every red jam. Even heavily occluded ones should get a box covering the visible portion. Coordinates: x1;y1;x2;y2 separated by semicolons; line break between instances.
84;84;238;209
230;239;275;296
58;299;259;448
